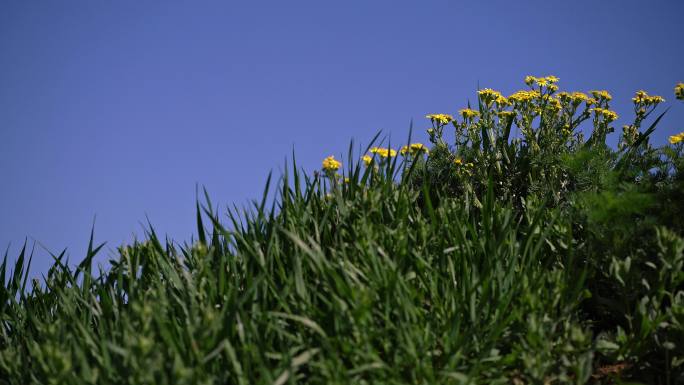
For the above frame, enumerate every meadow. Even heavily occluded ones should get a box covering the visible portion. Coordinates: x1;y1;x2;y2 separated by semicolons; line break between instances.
2;78;684;384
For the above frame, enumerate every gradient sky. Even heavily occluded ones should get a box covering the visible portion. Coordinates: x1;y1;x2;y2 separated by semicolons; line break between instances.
2;0;683;277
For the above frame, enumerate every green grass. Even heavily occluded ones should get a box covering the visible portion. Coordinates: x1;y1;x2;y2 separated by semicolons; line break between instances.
2;78;684;384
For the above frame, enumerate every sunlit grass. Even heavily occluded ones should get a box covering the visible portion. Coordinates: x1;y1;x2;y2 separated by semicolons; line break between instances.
1;77;684;384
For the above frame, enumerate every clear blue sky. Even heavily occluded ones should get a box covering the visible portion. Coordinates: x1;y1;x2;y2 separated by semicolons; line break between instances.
2;0;683;277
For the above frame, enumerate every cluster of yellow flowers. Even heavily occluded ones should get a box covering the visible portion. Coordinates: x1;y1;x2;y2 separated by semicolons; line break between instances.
427;76;636;149
357;144;430;166
591;107;619;122
523;75;559;91
322;155;342;171
571;92;590;103
674;83;683;100
508;89;541;103
323;144;430;174
543;95;562;112
478;88;509;106
400;143;429;155
632;90;665;105
590;90;612;101
370;146;397;158
670;132;684;144
458;108;480;119
525;75;559;87
426;114;453;125
322;78;682;191
556;91;591;105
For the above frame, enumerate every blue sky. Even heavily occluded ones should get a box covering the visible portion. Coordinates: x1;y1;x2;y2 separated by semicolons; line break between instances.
1;0;683;277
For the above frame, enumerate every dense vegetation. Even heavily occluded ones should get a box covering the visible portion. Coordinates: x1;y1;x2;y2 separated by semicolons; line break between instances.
2;79;684;384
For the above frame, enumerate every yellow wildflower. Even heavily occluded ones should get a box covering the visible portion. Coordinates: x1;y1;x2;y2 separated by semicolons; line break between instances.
453;158;463;166
586;98;597;106
591;108;619;122
675;83;684;100
632;90;648;103
556;92;574;104
669;132;684;144
570;92;588;103
495;95;511;106
556;92;571;100
604;110;619;122
478;88;504;106
459;108;480;119
524;75;557;87
651;95;665;104
508;90;540;103
508;91;526;103
590;90;612;101
426;114;453;125
322;156;342;171
478;88;503;98
411;143;429;152
400;142;429;155
362;155;373;165
370;147;397;158
632;90;665;105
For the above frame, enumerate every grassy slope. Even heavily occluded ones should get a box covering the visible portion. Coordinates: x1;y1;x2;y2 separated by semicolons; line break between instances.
2;83;684;384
